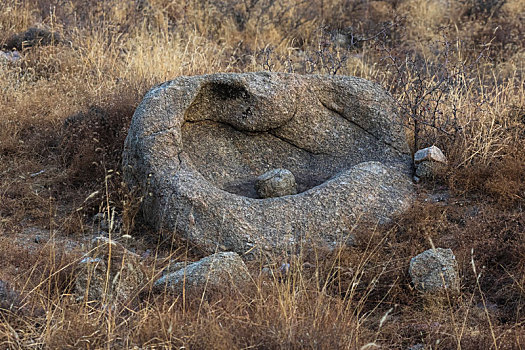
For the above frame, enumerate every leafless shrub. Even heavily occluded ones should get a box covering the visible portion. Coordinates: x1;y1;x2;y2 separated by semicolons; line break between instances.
378;36;492;152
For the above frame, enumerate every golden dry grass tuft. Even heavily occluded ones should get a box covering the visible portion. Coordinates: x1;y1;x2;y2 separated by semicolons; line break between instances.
0;0;524;348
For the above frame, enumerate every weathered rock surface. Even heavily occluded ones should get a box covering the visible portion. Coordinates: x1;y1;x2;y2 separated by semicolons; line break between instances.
255;168;297;198
73;237;145;303
414;146;447;181
154;252;251;297
415;161;447;180
409;248;459;293
123;72;414;255
414;146;447;164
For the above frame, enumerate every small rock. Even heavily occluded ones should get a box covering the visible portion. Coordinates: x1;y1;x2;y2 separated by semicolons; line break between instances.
279;263;291;275
260;266;272;277
414;146;448;181
425;191;450;203
345;233;357;247
154;252;252;297
414;146;447;164
255;168;297;198
74;257;107;303
415;160;447;180
409;248;459;293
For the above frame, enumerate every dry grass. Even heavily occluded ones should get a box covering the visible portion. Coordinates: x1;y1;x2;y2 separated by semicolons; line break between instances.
0;0;524;348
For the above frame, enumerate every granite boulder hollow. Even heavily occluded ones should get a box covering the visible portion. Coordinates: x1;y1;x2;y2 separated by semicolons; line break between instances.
123;72;414;255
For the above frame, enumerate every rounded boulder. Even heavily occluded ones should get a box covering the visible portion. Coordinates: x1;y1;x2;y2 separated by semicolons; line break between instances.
123;72;414;255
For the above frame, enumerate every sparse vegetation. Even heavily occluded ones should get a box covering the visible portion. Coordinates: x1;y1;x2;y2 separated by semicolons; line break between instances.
0;0;524;348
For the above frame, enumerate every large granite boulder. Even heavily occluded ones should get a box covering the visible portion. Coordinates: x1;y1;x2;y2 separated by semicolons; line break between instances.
123;72;414;255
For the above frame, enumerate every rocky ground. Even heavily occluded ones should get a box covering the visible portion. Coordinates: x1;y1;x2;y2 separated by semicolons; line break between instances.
0;0;524;348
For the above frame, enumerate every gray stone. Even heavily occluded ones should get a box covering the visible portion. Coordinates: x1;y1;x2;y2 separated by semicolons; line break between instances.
153;252;251;296
414;146;447;164
414;146;447;181
415;161;447;180
255;168;297;198
74;257;107;303
161;261;188;276
409;248;459;293
408;344;425;350
123;72;414;255
279;263;291;276
74;237;145;303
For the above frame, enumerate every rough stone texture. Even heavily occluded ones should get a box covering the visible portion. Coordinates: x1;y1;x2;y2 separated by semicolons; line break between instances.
73;237;146;303
408;344;425;350
415;160;447;180
409;248;459;293
255;168;297;198
161;261;188;276
153;252;251;297
414;146;447;164
74;256;107;303
414;146;447;181
123;72;414;255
